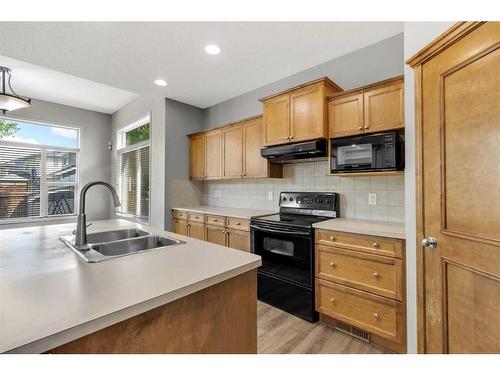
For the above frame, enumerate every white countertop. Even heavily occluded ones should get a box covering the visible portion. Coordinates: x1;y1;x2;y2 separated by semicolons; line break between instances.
171;206;276;219
0;219;261;353
312;218;406;239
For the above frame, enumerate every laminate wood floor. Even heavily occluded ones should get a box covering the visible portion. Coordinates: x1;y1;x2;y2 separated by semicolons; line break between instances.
257;302;385;354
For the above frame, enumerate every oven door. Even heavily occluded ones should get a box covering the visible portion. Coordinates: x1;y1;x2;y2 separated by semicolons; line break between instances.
251;222;313;287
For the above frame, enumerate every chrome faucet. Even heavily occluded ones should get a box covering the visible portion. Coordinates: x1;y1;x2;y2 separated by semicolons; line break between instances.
74;181;121;250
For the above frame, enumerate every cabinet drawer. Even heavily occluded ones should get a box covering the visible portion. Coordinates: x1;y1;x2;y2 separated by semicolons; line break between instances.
226;217;250;231
188;212;205;223
173;210;187;220
206;214;225;227
316;245;403;300
316;279;403;343
315;229;403;258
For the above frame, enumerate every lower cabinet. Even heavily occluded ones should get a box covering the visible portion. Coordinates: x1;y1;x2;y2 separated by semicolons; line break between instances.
315;229;406;353
172;210;251;252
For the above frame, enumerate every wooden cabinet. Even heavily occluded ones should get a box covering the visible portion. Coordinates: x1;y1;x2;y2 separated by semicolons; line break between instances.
226;229;250;253
172;218;188;236
328;76;404;138
261;77;342;146
189;134;205;180
188;115;281;180
206;225;227;246
315;228;406;352
204;130;221;180
187;221;205;240
226;217;250;231
222;125;243;179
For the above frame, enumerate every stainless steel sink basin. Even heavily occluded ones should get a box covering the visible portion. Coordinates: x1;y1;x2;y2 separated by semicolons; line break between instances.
60;230;185;263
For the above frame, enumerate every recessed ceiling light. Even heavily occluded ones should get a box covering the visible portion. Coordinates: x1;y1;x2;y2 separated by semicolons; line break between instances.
204;44;221;55
154;79;168;87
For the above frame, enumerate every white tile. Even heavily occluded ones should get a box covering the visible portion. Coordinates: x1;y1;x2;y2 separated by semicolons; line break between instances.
340;176;355;190
354;176;371;191
355;191;369;205
370;206;388;222
326;175;340;191
283;165;294;178
388;191;405;207
292;177;304;190
342;204;355;219
314;161;328;176
373;191;388;206
341;190;355;205
314;176;327;191
371;176;388;190
292;163;305;177
303;177;315;190
355;205;371;220
387;206;405;223
303;162;315;177
388;175;404;191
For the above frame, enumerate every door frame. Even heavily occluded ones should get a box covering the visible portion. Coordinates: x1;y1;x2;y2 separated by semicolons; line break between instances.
406;21;485;353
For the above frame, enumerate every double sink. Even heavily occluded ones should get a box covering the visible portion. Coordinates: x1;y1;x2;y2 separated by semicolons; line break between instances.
60;228;185;263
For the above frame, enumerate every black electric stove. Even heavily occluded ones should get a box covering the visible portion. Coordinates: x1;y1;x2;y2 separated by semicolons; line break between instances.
250;192;338;322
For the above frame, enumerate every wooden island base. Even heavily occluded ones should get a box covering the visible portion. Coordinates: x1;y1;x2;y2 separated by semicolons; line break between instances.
50;270;257;354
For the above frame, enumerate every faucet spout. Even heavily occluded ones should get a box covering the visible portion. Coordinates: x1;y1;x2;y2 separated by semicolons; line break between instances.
74;181;121;250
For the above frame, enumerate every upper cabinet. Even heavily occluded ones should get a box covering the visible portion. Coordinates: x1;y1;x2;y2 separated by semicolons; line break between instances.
328;76;404;138
260;78;342;146
188;115;282;181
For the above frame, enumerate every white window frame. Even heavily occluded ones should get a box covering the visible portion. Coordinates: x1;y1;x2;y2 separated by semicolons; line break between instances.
116;114;151;225
0;116;80;225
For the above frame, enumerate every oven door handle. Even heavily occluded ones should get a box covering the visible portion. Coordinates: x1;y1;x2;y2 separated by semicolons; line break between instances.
250;224;311;237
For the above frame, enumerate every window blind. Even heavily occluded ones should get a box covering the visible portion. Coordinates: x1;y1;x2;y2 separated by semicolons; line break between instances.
0;146;42;220
118;145;150;222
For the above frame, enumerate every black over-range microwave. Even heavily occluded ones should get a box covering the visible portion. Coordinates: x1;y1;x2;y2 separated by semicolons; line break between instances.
330;132;404;173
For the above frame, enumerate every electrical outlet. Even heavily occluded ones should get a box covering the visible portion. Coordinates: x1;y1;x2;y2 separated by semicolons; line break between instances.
368;192;377;206
267;191;274;201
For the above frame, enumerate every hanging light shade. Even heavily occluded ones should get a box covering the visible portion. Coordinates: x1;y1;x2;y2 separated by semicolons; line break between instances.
0;66;31;115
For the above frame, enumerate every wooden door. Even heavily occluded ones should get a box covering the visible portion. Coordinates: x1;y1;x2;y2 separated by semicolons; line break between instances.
363;83;404;133
226;229;250;252
416;22;500;353
172;219;187;236
263;95;290;146
205;130;221;180
290;84;325;142
188;221;205;241
189;135;205;179
206;225;227;246
242;117;267;178
222;125;243;179
328;93;364;138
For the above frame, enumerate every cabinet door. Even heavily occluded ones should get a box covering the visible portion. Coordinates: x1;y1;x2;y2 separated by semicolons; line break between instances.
188;221;205;240
189;135;205;179
222;125;243;179
226;229;250;252
328;93;364;138
205;225;227;246
263;95;290;146
172;219;188;236
290;84;325;142
363;83;404;133
205;130;221;180
242;117;267;178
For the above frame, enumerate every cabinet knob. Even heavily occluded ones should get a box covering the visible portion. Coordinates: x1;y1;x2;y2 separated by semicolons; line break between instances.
213;219;217;222
373;272;380;279
329;262;336;268
358;126;363;130
373;242;380;248
236;222;241;226
364;126;370;130
329;236;336;241
373;313;380;321
330;297;336;304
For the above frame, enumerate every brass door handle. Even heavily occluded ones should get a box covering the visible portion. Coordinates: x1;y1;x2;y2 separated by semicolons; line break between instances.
330;297;336;303
373;313;380;321
329;236;336;241
373;272;380;279
358;126;363;130
373;242;380;248
364;126;370;130
329;262;337;268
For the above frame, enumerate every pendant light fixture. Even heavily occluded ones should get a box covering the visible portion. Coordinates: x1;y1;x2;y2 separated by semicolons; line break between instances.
0;66;31;115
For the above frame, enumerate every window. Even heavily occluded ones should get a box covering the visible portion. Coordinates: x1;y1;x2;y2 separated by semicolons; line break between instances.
117;116;150;223
0;118;79;223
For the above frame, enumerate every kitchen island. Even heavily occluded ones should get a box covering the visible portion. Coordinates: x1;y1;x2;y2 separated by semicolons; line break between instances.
0;219;261;354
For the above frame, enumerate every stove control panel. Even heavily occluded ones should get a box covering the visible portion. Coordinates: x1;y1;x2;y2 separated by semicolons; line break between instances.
279;192;338;215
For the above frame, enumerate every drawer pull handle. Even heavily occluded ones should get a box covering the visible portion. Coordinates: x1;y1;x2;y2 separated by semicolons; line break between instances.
373;272;380;279
330;298;336;304
358;126;363;130
373;313;380;321
213;219;217;222
329;262;337;268
373;242;380;248
236;222;241;226
329;236;336;241
364;126;370;130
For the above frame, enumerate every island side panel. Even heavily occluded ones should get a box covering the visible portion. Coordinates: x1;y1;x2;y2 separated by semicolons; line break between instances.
49;270;257;354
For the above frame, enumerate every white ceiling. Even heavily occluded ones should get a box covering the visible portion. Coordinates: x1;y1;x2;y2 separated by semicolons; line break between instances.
0;22;403;113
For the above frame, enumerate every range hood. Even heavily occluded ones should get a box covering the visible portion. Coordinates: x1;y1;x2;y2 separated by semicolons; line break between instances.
261;139;328;164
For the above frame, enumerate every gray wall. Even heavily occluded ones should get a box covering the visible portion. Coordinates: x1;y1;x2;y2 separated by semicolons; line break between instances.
8;98;112;223
110;95;166;230
164;98;204;229
203;33;403;130
403;22;455;354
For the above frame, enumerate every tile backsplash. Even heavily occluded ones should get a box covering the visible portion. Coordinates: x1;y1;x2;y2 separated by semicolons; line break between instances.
202;161;405;223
